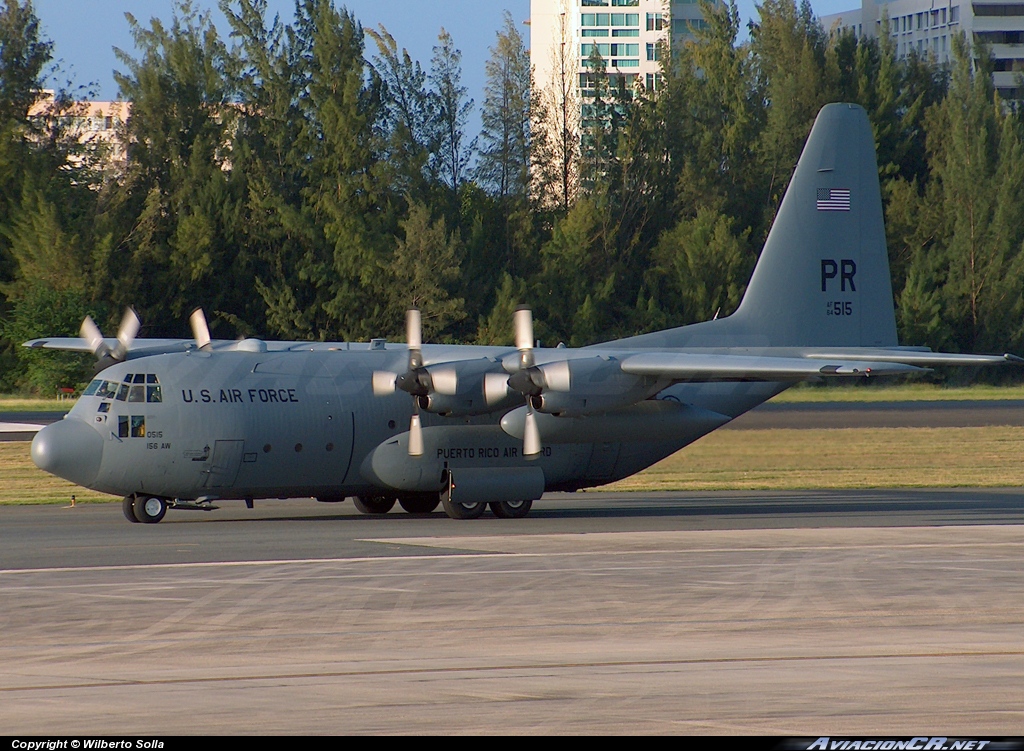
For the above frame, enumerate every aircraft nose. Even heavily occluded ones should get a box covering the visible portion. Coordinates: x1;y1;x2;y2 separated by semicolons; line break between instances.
31;418;103;488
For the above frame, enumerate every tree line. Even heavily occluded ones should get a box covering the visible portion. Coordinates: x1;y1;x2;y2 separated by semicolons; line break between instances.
0;0;1022;393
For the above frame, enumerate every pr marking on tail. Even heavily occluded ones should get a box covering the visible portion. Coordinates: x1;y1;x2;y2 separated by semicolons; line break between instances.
821;259;857;292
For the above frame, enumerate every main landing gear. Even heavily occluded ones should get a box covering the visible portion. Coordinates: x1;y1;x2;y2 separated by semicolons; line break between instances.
350;493;529;519
351;493;440;515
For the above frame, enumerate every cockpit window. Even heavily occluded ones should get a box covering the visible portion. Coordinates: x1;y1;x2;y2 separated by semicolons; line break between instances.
105;374;160;402
83;380;101;396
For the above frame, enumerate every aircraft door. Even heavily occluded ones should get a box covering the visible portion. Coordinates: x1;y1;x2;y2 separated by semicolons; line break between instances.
204;440;245;488
585;441;621;480
324;409;354;484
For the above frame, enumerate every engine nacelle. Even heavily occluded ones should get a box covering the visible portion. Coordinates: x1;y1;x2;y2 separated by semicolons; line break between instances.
529;357;660;416
413;360;518;416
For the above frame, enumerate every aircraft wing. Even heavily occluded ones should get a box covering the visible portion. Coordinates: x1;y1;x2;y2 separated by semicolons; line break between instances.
619;352;925;381
803;351;1023;366
23;337;195;354
21;337;361;355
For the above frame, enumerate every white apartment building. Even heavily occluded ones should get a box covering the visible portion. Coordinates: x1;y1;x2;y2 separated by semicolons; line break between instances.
28;93;130;170
820;0;1024;98
530;0;712;100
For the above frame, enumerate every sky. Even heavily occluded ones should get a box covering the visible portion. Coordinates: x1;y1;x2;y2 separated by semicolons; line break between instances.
32;0;858;107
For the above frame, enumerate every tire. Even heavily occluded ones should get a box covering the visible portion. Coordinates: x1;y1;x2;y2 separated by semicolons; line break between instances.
133;495;167;524
398;494;441;514
122;495;141;523
490;499;533;519
353;495;396;514
441;495;487;520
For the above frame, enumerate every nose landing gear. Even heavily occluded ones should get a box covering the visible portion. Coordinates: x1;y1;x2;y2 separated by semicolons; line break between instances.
123;494;168;524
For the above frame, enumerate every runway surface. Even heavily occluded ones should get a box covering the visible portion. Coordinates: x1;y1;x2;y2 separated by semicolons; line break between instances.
2;490;1023;734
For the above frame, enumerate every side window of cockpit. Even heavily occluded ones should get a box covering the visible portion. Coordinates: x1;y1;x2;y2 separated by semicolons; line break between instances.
146;374;162;403
130;415;145;438
118;415;129;438
116;381;129;401
129;373;145;402
96;381;117;399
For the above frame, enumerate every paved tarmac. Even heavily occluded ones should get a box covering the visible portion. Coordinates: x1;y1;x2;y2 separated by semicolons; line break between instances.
2;491;1023;734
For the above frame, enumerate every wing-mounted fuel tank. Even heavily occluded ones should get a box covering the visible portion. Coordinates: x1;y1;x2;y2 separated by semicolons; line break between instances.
360;424;588;494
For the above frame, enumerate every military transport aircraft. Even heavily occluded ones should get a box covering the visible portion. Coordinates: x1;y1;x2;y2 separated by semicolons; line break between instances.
26;103;1020;523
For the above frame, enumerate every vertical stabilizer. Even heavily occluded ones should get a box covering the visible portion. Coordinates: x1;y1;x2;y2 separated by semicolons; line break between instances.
730;103;898;347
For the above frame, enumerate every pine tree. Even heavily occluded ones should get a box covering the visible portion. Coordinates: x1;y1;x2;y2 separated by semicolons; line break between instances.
474;11;530;204
429;28;474;193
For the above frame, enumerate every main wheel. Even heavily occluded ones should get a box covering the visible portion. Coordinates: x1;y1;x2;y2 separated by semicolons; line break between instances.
316;495;346;503
398;494;441;514
133;495;167;524
122;495;140;523
490;499;533;519
353;495;396;514
441;496;487;520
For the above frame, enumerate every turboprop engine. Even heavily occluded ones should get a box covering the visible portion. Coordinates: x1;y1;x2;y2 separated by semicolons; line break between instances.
499;355;661;417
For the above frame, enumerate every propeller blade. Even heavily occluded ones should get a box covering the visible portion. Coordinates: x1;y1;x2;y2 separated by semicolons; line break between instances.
407;308;422;368
429;366;458;396
372;370;398;396
190;307;212;350
112;308;141;360
408;408;424;456
514;306;534;368
80;316;107;357
484;372;512;406
523;403;541;457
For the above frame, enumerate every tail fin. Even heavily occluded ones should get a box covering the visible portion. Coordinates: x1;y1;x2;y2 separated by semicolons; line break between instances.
608;103;898;350
729;102;898;347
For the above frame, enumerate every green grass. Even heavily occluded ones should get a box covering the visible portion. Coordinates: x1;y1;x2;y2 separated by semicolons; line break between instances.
604;426;1024;492
0;395;70;413
772;382;1024;402
0;443;117;504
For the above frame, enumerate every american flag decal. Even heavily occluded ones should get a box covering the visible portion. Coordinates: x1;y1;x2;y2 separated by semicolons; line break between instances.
817;188;851;211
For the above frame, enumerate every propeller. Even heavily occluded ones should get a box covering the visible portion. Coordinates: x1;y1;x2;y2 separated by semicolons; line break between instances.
507;306;542;458
372;309;430;456
189;307;212;350
81;308;141;373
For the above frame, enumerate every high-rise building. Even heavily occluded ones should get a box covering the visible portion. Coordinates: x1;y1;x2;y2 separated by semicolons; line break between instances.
529;0;714;203
531;0;715;98
531;0;710;100
820;1;1024;98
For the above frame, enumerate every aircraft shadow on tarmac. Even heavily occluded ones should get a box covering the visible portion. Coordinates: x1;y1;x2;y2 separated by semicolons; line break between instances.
174;489;1024;526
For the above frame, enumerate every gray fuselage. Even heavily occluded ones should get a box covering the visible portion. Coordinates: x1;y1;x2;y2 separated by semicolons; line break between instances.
43;342;786;503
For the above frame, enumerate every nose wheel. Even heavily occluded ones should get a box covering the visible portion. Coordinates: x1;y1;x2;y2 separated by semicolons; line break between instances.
128;494;167;523
122;495;140;523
